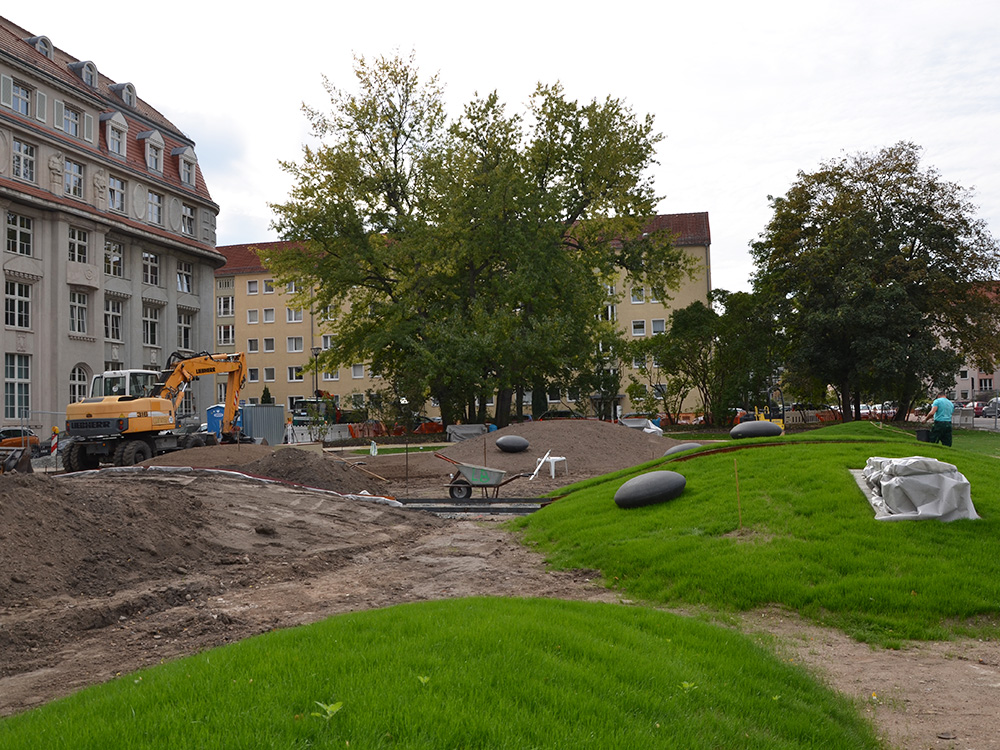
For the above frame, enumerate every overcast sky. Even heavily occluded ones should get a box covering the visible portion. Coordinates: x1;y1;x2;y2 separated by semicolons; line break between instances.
14;1;1000;292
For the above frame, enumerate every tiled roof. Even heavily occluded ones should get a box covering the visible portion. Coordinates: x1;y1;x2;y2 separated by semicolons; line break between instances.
644;212;711;245
215;242;296;275
0;15;214;204
217;214;711;276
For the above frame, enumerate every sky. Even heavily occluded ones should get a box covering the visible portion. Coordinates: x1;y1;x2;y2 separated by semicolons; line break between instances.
13;1;1000;292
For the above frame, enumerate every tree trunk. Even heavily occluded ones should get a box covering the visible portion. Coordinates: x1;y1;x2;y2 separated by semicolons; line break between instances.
840;381;853;422
495;388;513;428
532;379;548;419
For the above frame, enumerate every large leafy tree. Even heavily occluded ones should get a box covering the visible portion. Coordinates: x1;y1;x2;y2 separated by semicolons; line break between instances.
265;53;692;425
750;142;1000;420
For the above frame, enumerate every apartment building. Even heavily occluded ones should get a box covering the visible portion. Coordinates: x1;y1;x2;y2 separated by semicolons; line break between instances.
216;212;711;418
1;16;223;436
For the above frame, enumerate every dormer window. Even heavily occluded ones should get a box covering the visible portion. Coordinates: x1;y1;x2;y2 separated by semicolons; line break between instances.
109;82;137;107
172;146;198;187
25;36;54;60
101;111;129;158
69;61;99;87
138;130;165;173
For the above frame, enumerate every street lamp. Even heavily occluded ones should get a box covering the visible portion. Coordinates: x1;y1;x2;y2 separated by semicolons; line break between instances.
310;346;321;398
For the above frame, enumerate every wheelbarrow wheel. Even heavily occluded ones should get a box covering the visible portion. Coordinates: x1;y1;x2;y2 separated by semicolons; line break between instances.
449;478;473;500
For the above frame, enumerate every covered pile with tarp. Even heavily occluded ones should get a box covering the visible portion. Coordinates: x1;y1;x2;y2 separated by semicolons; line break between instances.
855;456;979;522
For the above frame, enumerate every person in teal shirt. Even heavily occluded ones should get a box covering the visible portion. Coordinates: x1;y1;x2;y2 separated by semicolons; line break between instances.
923;391;955;446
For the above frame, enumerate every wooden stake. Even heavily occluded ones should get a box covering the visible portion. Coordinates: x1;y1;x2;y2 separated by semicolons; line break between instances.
734;457;743;532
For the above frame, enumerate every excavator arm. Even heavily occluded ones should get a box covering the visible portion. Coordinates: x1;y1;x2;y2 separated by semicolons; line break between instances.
154;351;247;438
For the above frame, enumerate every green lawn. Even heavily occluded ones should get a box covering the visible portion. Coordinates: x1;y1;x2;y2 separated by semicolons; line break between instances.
516;421;1000;646
0;598;880;749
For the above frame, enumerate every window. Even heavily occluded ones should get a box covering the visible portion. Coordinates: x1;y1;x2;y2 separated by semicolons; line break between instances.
263;338;274;352
63;105;81;137
147;191;162;224
651;318;666;335
323;370;340;382
10;81;31;116
632;355;646;369
4;354;30;419
263;279;274;294
5;281;31;328
108;176;126;212
104;241;124;277
64;159;84;198
981;378;993;391
288;366;304;382
6;212;33;255
70;366;88;403
177;312;192;349
547;388;561;403
69;291;88;334
248;368;259;383
247;280;259;295
176;261;193;293
104;298;123;341
108;125;125;156
285;281;299;293
142;305;160;346
217;296;234;317
181;204;195;236
258;308;274;323
247;338;259;353
12;139;35;182
352;394;365;409
631;287;645;304
247;309;259;324
180;158;196;186
287;336;303;352
217;277;233;290
217;324;235;346
352;363;364;379
960;370;968;379
146;142;162;172
322;334;334;350
632;320;646;336
286;307;303;323
142;252;160;285
264;367;275;382
68;227;88;263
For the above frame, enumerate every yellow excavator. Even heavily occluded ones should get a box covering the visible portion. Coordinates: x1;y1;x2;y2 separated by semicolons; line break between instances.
64;351;246;471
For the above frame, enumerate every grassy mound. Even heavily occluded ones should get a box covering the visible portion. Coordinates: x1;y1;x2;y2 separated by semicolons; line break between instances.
517;423;1000;645
0;598;879;749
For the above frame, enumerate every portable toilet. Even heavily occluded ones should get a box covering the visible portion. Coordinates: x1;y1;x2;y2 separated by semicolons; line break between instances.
206;404;242;439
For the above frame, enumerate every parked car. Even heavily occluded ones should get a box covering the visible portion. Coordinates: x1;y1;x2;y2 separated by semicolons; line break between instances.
983;399;1000;418
619;413;661;429
966;401;986;417
0;427;41;457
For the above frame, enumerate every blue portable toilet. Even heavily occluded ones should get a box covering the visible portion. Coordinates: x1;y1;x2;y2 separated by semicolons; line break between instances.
206;404;242;439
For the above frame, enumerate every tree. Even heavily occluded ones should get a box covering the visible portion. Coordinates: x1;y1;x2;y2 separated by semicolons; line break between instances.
628;291;781;425
264;53;693;426
750;142;1000;420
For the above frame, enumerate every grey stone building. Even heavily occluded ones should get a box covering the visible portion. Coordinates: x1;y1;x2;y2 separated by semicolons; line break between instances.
0;16;223;439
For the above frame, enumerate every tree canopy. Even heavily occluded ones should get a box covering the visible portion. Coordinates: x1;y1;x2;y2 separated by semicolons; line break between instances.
750;142;1000;419
264;53;693;425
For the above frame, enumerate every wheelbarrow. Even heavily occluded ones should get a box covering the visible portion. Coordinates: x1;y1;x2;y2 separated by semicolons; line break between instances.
434;452;529;500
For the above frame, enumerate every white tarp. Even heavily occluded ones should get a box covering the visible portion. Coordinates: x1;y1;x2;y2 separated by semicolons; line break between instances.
857;456;980;522
446;424;489;442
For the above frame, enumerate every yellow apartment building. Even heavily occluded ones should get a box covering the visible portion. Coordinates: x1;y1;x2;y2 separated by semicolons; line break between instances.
215;212;711;419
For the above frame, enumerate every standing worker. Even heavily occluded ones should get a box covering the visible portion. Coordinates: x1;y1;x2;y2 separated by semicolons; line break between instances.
923;390;955;446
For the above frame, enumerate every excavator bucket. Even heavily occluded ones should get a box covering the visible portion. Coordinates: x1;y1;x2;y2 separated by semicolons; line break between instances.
0;448;31;474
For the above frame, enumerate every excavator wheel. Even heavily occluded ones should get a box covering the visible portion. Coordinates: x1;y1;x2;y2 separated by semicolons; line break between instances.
187;435;206;449
121;440;152;466
66;442;100;472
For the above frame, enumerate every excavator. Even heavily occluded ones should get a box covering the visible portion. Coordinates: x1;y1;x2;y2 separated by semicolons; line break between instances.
64;351;246;471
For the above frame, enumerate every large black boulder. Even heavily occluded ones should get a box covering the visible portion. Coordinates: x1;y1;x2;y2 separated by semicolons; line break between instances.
495;434;530;453
614;470;686;509
664;442;701;457
730;420;783;439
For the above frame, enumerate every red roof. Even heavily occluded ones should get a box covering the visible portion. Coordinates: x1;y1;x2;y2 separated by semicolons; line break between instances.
217;213;711;276
644;212;711;245
0;15;214;205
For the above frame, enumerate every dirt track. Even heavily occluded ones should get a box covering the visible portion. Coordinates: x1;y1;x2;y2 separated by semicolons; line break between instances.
2;420;998;749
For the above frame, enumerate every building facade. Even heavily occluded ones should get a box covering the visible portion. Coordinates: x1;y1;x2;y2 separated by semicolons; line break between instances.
215;213;712;420
1;16;223;437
